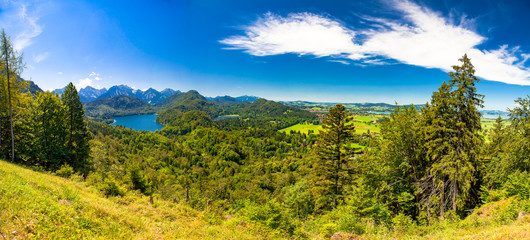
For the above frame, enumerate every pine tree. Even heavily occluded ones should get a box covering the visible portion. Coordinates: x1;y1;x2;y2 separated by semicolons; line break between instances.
312;104;358;210
420;55;484;219
61;83;91;175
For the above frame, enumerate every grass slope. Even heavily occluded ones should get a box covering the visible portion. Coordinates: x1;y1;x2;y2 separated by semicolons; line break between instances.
0;160;275;239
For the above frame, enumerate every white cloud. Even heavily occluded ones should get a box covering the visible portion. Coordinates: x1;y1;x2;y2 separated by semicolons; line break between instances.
13;4;43;51
77;77;93;89
76;72;103;89
0;2;44;51
33;52;48;63
220;12;363;58
328;60;350;65
220;0;530;85
57;71;63;75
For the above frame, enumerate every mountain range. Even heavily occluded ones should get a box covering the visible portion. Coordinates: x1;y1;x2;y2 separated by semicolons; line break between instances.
51;84;262;106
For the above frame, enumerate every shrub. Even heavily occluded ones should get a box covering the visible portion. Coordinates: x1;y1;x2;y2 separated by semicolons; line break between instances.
391;213;415;233
101;178;126;197
56;163;74;178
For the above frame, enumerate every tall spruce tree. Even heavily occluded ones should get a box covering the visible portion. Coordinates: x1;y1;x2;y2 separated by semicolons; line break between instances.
61;83;91;175
420;54;484;219
312;104;357;210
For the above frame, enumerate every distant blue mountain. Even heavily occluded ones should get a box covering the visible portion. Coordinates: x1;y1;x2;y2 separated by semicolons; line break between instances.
79;86;107;102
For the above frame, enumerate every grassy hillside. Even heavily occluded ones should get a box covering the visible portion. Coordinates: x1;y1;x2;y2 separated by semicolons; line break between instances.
0;160;277;239
1;159;530;239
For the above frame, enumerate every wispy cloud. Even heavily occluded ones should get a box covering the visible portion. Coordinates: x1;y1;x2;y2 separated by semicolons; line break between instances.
77;72;103;89
33;51;48;63
0;2;44;51
220;0;530;85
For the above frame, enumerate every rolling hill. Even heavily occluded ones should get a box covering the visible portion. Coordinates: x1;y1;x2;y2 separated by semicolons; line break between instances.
84;95;154;118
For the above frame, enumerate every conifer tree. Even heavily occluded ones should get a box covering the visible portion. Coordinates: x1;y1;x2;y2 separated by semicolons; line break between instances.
61;83;91;175
312;104;357;210
420;54;484;218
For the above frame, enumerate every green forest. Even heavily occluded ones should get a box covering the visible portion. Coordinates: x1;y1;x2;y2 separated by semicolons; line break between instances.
1;30;530;239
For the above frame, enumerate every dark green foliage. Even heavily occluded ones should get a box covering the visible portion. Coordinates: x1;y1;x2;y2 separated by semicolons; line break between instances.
157;91;316;132
84;95;154;119
62;83;92;174
32;92;68;168
312;104;358;210
419;55;484;219
159;110;213;136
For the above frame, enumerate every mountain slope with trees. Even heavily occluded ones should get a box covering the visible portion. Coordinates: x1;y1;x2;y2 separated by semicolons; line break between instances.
1;27;530;239
84;95;154;119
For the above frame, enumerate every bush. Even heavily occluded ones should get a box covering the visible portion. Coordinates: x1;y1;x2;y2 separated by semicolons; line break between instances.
391;213;415;233
503;171;530;199
56;163;74;178
239;199;294;234
101;178;126;197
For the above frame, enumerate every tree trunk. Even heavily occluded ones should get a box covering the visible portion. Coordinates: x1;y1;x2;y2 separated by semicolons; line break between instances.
4;41;14;162
185;187;189;203
440;184;445;219
452;179;457;212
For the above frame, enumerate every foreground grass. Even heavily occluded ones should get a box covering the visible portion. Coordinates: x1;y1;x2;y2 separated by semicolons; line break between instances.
0;160;275;239
2;158;529;239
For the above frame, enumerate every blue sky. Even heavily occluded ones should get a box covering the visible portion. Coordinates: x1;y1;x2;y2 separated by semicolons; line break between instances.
1;0;530;110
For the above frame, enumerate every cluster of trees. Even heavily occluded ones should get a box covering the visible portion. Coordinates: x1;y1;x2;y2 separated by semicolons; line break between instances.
0;30;90;173
4;26;529;237
354;55;530;226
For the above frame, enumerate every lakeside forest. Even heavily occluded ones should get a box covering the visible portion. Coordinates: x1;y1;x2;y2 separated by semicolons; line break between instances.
2;30;530;239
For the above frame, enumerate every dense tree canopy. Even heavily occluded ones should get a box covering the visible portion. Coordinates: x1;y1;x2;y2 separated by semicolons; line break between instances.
2;43;530;238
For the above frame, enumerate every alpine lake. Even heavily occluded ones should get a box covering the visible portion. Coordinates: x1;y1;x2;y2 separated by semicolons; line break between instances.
111;114;164;132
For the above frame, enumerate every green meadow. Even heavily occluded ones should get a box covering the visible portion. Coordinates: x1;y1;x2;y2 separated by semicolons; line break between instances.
280;115;383;135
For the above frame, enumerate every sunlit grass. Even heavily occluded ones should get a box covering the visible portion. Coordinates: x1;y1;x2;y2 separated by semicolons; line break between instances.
0;159;277;239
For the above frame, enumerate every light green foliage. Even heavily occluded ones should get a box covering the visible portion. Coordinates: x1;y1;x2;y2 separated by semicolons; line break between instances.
0;159;274;239
0;29;30;162
56;163;74;178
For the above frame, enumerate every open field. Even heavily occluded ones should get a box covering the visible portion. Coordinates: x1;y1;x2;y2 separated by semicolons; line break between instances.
280;115;383;135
